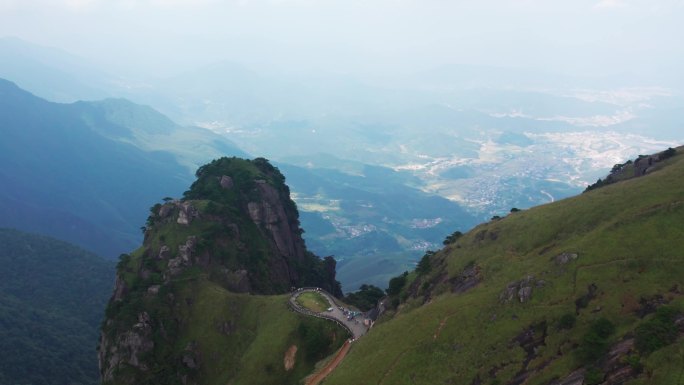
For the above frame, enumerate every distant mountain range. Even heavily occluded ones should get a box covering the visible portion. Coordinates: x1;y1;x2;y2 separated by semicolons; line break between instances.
0;78;477;289
2;36;682;289
0;78;245;257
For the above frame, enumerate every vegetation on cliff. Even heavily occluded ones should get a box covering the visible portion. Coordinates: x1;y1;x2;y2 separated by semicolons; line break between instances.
99;157;346;385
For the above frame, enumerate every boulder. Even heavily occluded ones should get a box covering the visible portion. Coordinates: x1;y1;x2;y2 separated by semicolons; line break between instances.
179;236;197;262
177;202;199;225
158;245;171;260
500;275;537;303
219;175;234;189
147;285;160;296
518;286;533;303
168;236;197;276
158;204;174;219
182;342;200;370
554;252;578;265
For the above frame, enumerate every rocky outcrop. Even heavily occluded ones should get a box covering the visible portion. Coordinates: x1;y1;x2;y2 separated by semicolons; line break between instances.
167;236;197;277
99;312;154;383
158;203;175;219
157;245;171;259
548;369;585;385
248;181;306;259
450;264;481;293
246;179;311;287
177;202;199;225
99;157;342;385
585;147;678;192
112;274;128;301
554;252;578;265
500;275;545;304
219;175;234;189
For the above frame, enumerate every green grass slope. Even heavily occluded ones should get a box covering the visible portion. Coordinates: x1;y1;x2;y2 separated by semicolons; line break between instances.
109;278;346;385
325;147;684;385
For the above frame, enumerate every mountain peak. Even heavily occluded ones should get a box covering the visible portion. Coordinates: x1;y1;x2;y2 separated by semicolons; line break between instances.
99;157;342;384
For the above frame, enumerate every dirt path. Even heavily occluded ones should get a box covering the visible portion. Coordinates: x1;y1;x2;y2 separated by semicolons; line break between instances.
305;340;351;385
434;317;448;340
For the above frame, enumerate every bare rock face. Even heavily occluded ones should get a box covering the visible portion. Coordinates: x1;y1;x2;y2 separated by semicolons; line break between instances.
158;245;171;260
112;274;128;301
604;338;635;371
167;236;197;276
554;252;578;265
177;202;199;225
99;312;154;383
248;182;302;257
500;275;539;303
548;369;585;385
604;367;636;384
219;175;234;189
158;204;174;219
518;286;533;303
634;155;659;176
450;264;481;294
247;181;308;285
179;236;197;262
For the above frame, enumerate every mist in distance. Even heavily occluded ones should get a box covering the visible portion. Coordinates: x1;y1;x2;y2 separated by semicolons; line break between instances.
2;0;684;289
1;0;682;85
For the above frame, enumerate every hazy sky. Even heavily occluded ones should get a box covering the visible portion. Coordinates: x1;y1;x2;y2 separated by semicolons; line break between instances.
1;0;683;82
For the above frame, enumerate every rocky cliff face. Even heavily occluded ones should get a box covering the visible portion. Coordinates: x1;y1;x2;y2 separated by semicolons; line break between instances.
585;146;679;192
99;157;341;384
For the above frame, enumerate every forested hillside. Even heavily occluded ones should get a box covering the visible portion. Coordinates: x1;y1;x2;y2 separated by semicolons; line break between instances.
0;229;114;385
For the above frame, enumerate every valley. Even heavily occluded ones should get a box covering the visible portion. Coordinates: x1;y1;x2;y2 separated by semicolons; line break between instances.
2;2;684;384
2;37;683;291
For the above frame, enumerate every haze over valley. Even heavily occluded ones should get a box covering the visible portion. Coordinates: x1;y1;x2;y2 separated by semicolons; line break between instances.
2;2;684;385
2;29;682;289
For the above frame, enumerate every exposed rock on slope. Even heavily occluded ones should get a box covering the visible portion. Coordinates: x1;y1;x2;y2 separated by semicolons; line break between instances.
99;157;343;385
585;147;678;192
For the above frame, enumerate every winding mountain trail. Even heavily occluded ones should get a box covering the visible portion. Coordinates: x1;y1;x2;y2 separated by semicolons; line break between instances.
305;340;351;385
289;288;371;384
289;288;370;339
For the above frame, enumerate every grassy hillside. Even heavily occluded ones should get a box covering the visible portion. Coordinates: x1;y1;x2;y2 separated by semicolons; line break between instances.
110;279;346;385
325;147;684;385
0;228;114;385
